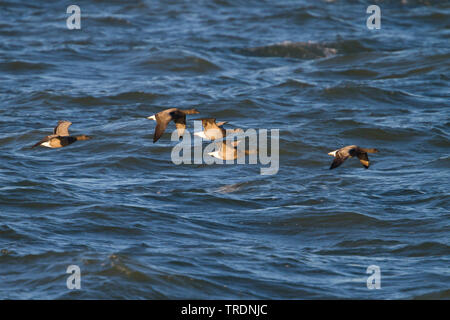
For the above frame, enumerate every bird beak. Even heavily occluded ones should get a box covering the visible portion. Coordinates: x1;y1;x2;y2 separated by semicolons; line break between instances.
328;151;337;156
147;115;156;120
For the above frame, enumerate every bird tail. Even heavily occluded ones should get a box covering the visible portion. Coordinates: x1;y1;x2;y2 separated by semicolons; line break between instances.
216;121;228;127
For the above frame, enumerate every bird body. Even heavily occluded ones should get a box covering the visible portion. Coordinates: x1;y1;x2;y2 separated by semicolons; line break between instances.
328;145;378;169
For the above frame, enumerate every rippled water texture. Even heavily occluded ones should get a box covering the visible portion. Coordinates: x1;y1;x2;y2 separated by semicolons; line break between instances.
0;0;449;299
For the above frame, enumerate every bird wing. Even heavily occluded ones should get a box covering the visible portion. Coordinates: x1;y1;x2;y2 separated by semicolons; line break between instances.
53;121;72;137
357;152;370;169
153;114;173;143
31;135;55;148
329;151;349;169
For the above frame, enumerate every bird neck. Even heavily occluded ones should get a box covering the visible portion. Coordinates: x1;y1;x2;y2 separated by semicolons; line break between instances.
360;148;378;153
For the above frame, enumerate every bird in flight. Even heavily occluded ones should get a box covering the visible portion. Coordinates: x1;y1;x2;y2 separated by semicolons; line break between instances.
328;145;379;169
31;120;91;148
147;108;199;143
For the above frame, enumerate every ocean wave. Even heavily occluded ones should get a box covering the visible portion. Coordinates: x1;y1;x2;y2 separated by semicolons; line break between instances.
241;41;337;59
138;54;221;73
0;60;54;72
391;242;450;257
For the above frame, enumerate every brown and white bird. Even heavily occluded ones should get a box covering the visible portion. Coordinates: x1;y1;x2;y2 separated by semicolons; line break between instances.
328;145;379;169
194;118;245;142
31;120;91;149
194;118;228;140
147;108;199;143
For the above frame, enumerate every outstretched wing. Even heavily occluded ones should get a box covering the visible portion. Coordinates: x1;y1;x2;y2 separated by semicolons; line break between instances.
53;121;72;137
153;115;172;143
329;151;349;170
31;135;53;148
357;152;370;169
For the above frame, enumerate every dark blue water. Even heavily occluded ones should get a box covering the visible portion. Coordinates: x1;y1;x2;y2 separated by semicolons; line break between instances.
0;0;449;299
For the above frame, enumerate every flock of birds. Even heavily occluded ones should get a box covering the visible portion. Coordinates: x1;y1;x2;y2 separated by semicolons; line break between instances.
31;107;379;169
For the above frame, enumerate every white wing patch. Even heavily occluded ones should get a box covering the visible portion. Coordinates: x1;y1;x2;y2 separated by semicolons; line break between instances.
328;150;338;157
194;131;209;139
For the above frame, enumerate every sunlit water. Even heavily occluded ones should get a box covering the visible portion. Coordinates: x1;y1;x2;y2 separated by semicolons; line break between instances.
0;0;449;299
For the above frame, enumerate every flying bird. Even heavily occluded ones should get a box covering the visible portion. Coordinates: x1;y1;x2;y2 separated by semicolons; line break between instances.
147;108;199;143
194;118;227;140
328;145;379;169
31;120;91;148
